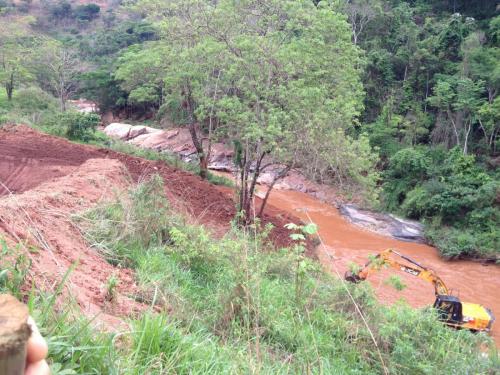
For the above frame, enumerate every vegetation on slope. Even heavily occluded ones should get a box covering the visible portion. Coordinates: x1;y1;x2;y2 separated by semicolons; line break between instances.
1;1;499;372
0;1;498;254
1;176;498;374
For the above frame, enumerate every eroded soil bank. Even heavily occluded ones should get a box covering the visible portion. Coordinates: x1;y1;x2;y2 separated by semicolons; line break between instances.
0;158;145;326
0;125;296;248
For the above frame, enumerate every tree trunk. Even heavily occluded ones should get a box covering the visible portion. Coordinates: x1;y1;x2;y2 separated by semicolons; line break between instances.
463;118;472;155
238;146;251;225
258;164;291;218
447;110;461;150
5;85;13;101
184;82;208;179
188;121;208;179
60;94;66;112
5;72;14;101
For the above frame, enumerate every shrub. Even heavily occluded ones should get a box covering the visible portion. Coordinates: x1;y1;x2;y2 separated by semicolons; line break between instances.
64;112;100;140
383;147;499;259
14;87;58;113
74;4;100;21
41;111;99;141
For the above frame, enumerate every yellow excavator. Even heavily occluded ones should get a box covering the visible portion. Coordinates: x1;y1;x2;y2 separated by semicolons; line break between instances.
345;249;495;332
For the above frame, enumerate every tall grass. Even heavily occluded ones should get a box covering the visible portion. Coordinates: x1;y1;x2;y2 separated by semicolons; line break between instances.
0;176;498;374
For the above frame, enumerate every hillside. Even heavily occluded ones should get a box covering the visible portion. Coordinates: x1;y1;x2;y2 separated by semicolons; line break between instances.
0;0;499;373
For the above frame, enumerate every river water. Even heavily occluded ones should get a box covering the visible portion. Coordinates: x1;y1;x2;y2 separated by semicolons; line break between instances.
263;189;500;344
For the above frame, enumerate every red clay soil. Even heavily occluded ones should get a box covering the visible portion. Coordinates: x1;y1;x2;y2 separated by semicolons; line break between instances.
0;158;146;326
0;125;299;249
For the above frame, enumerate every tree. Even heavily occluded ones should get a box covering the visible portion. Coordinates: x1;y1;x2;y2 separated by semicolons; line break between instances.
134;0;368;223
477;97;500;155
115;43;168;112
0;15;34;100
333;0;383;45
73;4;100;21
48;0;72;20
35;42;84;111
428;76;483;155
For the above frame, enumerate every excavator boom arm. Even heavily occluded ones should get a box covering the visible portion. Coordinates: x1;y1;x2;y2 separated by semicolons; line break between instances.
348;249;449;296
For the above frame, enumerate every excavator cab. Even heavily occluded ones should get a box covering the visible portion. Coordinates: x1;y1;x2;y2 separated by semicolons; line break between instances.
433;295;463;324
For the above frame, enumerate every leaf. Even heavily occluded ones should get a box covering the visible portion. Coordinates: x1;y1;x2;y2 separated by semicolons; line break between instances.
290;233;305;241
302;223;318;235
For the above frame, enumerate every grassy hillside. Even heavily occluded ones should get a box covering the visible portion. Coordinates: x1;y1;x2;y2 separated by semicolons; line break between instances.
1;176;497;374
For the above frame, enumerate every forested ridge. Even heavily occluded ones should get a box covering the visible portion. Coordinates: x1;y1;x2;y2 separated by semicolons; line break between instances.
0;0;498;259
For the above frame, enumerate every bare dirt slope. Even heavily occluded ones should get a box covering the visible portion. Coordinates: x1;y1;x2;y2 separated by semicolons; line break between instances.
0;125;296;247
0;158;144;326
0;125;302;325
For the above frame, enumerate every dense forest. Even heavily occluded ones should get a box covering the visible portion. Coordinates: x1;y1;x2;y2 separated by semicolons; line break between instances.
0;0;498;260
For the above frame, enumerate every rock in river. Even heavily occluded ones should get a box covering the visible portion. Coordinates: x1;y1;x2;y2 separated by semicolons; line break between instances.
339;204;425;243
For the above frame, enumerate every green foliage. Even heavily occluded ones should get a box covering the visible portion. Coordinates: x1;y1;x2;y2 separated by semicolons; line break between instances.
78;69;128;113
48;1;100;23
64;112;99;140
0;86;59;126
70;178;500;373
78;21;158;59
80;175;173;267
384;275;406;291
48;1;72;20
285;222;318;303
73;4;100;22
382;147;430;211
0;238;30;298
383;147;499;258
40;111;99;141
128;0;372;217
114;43;167;109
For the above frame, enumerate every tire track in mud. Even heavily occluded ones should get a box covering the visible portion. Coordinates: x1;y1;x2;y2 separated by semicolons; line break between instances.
0;154;77;196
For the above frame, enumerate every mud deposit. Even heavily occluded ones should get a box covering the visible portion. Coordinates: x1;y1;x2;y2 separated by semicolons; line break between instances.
265;189;500;344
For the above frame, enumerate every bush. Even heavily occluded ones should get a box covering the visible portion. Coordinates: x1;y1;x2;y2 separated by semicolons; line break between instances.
13;87;58;113
74;4;100;21
0;87;59;127
426;225;499;260
383;147;499;259
382;147;430;211
41;111;99;141
49;0;72;19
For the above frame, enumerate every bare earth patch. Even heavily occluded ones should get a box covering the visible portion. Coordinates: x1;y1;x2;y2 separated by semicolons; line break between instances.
0;158;146;327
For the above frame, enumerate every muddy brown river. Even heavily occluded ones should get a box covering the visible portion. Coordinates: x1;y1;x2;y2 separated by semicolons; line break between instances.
264;189;500;345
